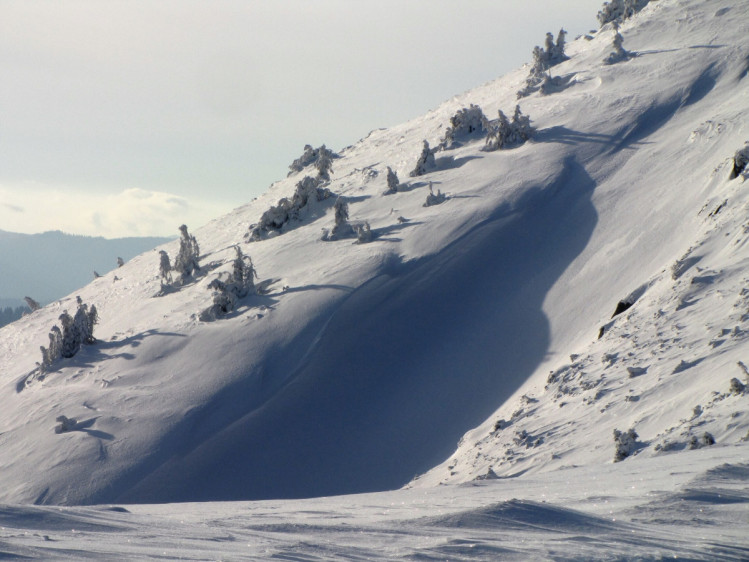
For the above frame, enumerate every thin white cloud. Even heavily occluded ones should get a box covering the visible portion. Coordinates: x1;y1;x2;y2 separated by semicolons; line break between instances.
0;185;231;238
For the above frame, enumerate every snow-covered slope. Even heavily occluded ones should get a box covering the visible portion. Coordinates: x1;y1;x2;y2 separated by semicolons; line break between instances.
1;0;748;516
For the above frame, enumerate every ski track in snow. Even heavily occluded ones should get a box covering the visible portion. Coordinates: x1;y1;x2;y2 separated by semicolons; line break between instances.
2;0;749;557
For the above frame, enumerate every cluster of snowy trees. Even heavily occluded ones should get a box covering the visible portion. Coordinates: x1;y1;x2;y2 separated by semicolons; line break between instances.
248;176;334;241
598;0;649;26
288;144;338;180
200;246;259;321
484;106;534;151
39;296;98;373
518;29;568;98
159;225;201;289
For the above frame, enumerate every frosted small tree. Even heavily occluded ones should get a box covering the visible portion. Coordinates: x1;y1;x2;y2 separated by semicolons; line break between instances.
518;46;548;98
603;22;630;64
354;222;373;243
59;311;78;359
423;182;447;207
384;166;400;194
510;105;534;144
315;144;334;181
484;110;513;151
550;29;568;64
117;257;125;267
72;297;92;346
159;250;172;284
40;326;62;372
230;245;258;297
173;224;200;282
613;428;638;461
409;140;436;177
330;198;354;239
730;142;749;179
24;296;41;312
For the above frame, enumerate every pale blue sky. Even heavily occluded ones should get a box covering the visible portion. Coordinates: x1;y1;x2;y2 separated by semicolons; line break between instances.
1;1;602;237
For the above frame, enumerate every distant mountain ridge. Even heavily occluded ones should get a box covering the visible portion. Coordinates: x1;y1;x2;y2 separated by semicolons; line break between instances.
0;229;171;305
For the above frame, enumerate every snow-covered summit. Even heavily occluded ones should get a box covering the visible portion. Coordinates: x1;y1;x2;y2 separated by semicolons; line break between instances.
1;0;748;510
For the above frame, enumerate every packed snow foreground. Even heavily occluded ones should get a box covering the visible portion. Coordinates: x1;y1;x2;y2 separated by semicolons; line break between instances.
2;0;749;557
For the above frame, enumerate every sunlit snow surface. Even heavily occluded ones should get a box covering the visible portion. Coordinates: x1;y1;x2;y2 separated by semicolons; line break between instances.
2;0;749;557
1;446;748;560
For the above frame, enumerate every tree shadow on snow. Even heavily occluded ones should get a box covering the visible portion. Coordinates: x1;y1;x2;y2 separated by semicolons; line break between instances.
115;156;601;505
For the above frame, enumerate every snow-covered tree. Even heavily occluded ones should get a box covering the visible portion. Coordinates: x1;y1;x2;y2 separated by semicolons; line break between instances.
551;29;568;63
200;247;260;321
439;104;488;149
603;22;631;64
173;224;200;282
355;222;373;243
230;245;258;297
423;182;447;207
330;198;354;239
730;142;749;179
613;428;638;461
409;140;436;177
159;250;172;284
315;144;334;181
59;311;78;359
117;257;125;267
24;296;41;312
384;166;400;194
40;326;62;372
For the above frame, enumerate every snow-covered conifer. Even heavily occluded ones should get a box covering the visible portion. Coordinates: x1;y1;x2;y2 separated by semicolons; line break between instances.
517;46;549;98
355;222;373;243
24;296;41;312
330;198;354;239
117;257;125;267
409;140;436;177
613;428;638;461
173;225;200;282
158;250;172;284
510;105;534;144
315;145;334;181
384;166;400;194
603;22;631;64
484;106;533;151
484;110;512;151
730;142;749;179
230;245;258;297
59;311;78;359
423;182;447;207
551;29;568;64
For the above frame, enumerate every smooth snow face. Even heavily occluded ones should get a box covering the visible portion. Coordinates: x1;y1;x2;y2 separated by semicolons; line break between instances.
0;0;748;514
